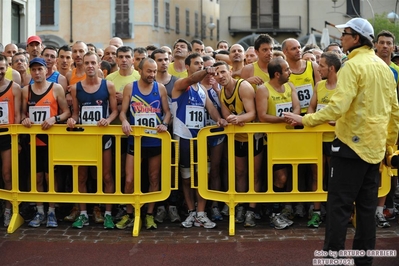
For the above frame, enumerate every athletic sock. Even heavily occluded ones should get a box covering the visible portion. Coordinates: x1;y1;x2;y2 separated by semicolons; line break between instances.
36;205;44;214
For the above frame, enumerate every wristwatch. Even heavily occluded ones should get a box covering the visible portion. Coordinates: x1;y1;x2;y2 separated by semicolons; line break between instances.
55;115;61;123
161;122;169;128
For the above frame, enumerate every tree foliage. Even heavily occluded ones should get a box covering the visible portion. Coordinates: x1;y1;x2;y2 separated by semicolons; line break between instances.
369;13;399;44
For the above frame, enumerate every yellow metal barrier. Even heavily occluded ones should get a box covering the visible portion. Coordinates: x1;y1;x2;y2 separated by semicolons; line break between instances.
0;124;178;236
194;123;393;235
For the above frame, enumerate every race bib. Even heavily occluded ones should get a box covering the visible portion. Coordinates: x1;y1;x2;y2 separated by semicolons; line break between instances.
135;112;157;127
316;104;327;112
275;102;293;117
29;106;50;124
0;102;9;124
296;84;313;108
185;105;204;129
81;106;103;124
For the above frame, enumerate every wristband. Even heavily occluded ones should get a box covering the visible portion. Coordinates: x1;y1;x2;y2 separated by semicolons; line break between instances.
212;51;218;59
161;122;169;129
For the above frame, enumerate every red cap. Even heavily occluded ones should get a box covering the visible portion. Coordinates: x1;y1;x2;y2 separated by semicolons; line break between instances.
27;36;42;45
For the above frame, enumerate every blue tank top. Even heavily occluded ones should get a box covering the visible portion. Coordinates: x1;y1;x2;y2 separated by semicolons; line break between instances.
389;66;398;84
30;71;60;85
76;79;110;124
205;87;221;126
172;83;206;139
128;81;163;147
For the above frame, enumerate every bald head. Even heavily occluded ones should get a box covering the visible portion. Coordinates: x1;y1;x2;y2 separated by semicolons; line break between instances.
229;44;245;63
109;37;123;48
3;43;18;58
103;45;118;67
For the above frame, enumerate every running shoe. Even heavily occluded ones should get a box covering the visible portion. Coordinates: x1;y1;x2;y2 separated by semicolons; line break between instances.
307;212;321;228
64;206;79;222
235;205;245;223
244;211;256;227
93;206;104;224
145;214;157;230
181;211;196;228
375;212;390;228
211;206;223;221
168;206;181;223
72;214;89;229
294;204;305;218
155;206;167;223
114;205;127;221
103;214;115;229
270;213;290;230
281;207;294;220
3;211;11;227
116;214;134;229
383;209;396;221
28;212;46;228
46;212;58;228
194;213;216;229
221;204;229;216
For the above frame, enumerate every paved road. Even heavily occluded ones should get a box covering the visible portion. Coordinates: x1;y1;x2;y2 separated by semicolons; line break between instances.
0;214;398;266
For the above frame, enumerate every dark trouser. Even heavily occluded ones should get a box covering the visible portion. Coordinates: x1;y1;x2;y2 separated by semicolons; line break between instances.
323;155;379;266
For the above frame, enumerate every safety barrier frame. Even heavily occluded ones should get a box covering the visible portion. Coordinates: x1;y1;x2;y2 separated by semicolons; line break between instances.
194;123;393;235
0;124;178;236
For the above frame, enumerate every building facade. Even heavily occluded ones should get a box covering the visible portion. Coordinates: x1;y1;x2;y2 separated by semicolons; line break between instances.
1;0;220;50
221;0;399;48
0;0;36;49
1;0;398;52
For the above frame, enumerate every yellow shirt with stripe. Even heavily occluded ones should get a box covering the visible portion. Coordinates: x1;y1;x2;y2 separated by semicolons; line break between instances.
289;60;315;114
250;61;270;91
315;80;336;142
265;82;293;117
168;62;188;78
5;67;13;80
220;79;248;142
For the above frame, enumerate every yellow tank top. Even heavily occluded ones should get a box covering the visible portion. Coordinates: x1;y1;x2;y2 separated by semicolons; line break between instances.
253;61;270;84
265;83;293;117
5;67;13;80
220;79;248;142
315;80;336;142
168;62;188;78
288;60;315;114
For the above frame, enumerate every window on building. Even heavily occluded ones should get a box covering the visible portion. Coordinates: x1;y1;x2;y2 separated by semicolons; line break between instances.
40;0;55;25
176;7;180;34
165;2;170;30
195;12;199;38
217;19;220;41
201;15;206;40
185;10;190;36
347;0;361;17
250;0;279;29
210;17;214;40
154;0;159;27
11;3;21;43
115;0;131;38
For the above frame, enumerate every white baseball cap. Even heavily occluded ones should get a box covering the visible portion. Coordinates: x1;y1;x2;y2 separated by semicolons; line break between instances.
335;18;374;42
